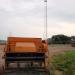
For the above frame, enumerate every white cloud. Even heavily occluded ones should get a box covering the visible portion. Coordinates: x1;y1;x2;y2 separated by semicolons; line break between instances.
0;0;75;39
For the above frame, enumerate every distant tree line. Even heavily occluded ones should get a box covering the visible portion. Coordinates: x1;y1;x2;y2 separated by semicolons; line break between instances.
47;34;75;44
0;40;6;45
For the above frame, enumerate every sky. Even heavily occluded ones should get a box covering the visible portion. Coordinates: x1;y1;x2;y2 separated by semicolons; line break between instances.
0;0;75;40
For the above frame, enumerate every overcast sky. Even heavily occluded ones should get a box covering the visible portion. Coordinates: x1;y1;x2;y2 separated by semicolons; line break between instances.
0;0;75;40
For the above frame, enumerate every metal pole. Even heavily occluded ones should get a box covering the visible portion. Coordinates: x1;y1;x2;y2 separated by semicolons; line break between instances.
44;1;50;72
44;0;47;40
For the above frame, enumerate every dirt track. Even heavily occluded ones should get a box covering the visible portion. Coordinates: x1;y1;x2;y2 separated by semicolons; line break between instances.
0;45;5;65
49;44;75;55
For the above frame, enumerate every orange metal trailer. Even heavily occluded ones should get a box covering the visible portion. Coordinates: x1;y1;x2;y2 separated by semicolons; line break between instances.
4;37;49;69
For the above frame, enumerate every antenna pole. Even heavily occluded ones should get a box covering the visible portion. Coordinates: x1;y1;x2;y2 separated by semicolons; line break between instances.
44;0;47;40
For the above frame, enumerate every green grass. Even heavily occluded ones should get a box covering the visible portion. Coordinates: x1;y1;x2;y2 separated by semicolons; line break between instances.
51;51;75;75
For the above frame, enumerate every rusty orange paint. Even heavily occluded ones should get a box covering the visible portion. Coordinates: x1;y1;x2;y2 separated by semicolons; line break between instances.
5;37;48;53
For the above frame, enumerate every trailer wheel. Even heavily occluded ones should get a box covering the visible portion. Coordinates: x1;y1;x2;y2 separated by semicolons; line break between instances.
31;62;33;67
39;62;42;67
17;62;20;68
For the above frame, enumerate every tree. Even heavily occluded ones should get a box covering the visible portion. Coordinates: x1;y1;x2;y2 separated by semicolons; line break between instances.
51;34;71;44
